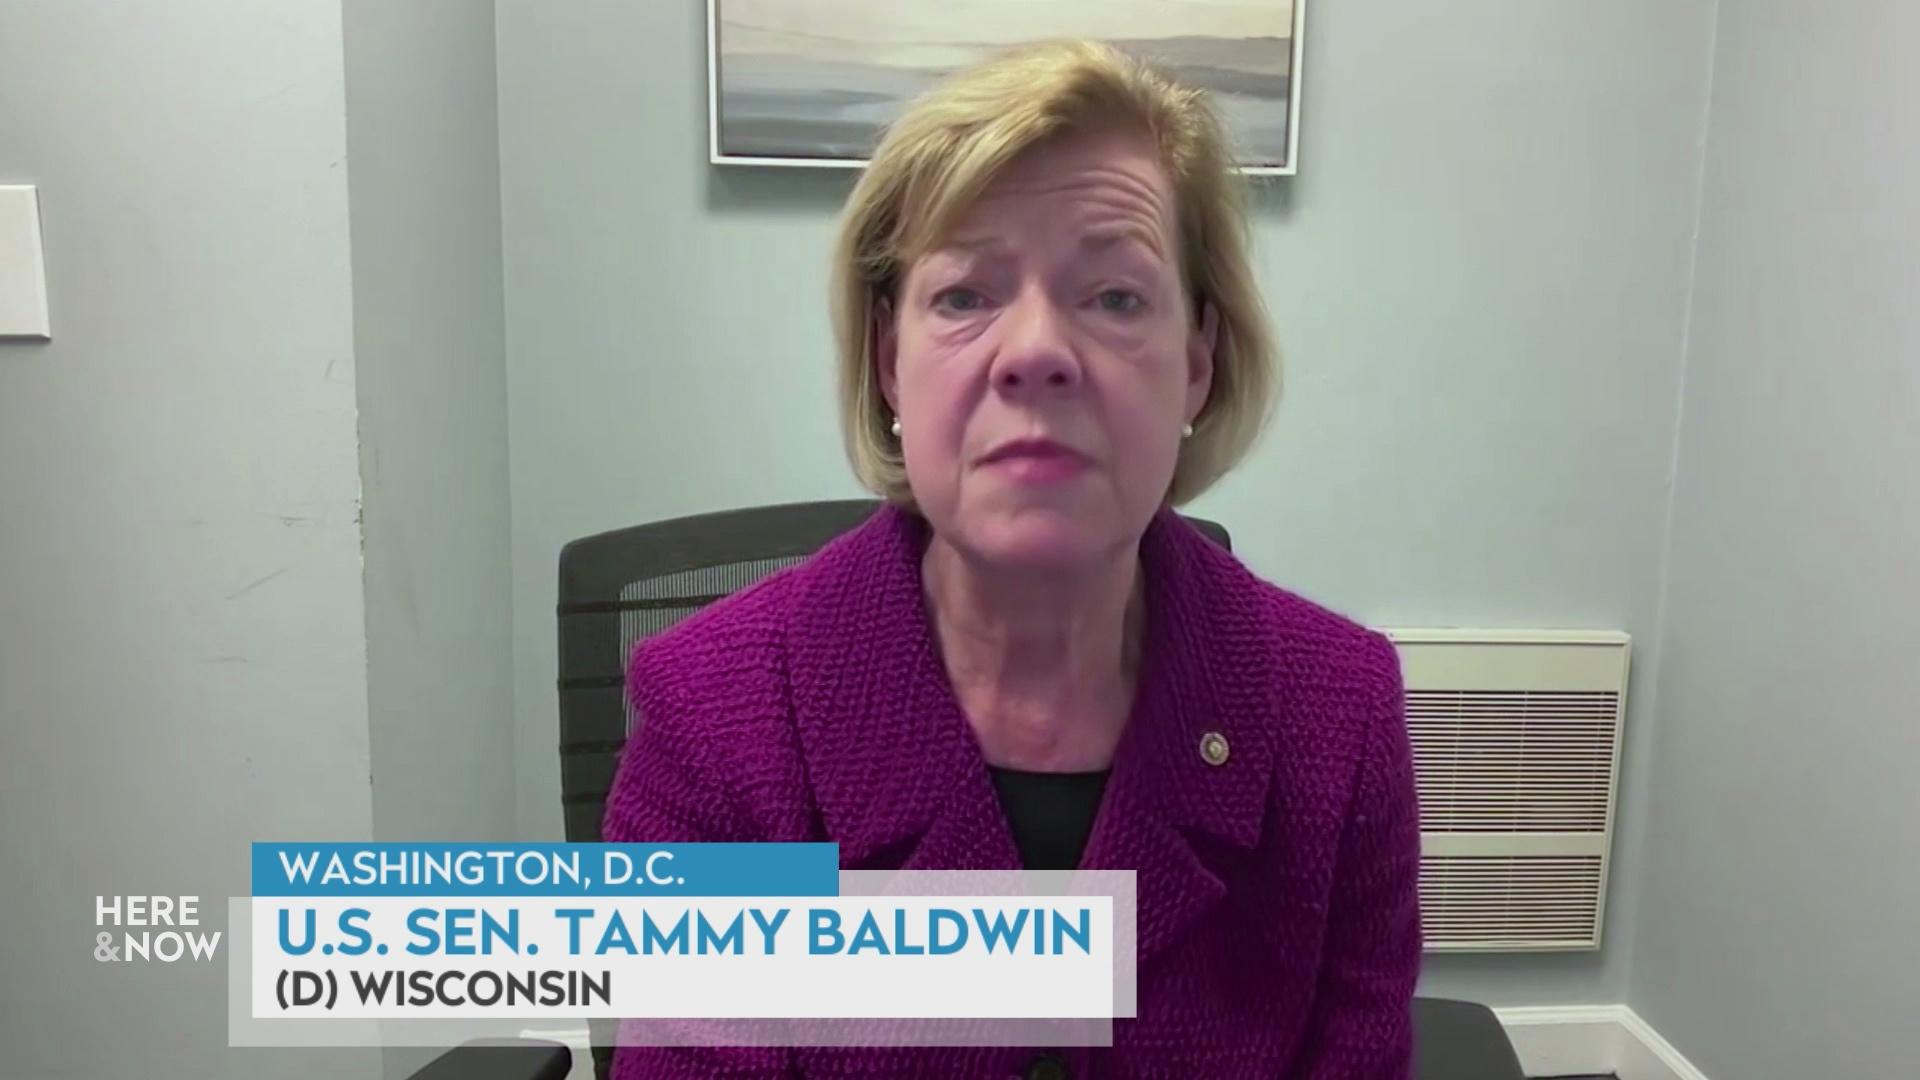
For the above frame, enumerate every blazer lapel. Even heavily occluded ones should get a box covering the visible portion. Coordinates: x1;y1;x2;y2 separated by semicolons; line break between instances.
1081;510;1283;964
784;505;1282;966
784;506;1022;872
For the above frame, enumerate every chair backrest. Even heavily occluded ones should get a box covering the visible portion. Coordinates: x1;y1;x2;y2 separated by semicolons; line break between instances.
554;499;1229;1078
557;500;888;840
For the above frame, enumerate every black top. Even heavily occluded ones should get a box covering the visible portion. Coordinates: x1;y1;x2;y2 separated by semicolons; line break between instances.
986;766;1112;871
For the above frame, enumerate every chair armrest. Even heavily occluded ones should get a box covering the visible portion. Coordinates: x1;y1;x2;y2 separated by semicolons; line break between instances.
1414;997;1525;1080
405;1038;572;1080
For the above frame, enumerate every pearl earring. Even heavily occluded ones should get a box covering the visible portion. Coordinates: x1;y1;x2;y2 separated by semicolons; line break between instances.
1181;422;1195;439
889;416;902;437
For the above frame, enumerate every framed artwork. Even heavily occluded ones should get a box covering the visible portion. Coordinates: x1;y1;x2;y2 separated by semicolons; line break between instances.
708;0;1306;175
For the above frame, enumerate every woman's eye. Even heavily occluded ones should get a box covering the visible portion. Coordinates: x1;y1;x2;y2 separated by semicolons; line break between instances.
1096;289;1145;313
933;287;988;313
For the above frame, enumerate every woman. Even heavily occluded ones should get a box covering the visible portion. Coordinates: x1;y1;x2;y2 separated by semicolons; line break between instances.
606;40;1420;1078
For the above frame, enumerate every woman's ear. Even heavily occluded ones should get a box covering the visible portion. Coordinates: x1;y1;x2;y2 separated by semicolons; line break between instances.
873;296;901;412
1185;300;1219;424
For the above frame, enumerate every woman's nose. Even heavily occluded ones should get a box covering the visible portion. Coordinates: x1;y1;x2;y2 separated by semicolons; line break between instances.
990;289;1083;394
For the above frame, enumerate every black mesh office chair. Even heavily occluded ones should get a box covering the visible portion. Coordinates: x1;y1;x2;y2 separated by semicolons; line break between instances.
413;500;1527;1080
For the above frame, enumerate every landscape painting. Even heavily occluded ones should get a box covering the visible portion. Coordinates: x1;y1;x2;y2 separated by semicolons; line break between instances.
710;0;1304;174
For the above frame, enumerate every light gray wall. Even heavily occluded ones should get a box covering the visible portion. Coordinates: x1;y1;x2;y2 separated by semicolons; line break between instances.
342;0;514;849
1625;3;1920;1076
0;2;376;1077
496;0;1718;1005
340;3;515;1076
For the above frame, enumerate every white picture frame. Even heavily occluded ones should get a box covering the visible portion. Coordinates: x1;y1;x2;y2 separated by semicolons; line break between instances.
707;0;1307;176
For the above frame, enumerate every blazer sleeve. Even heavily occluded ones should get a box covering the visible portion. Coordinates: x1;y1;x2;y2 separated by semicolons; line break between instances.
600;650;798;1080
1289;633;1423;1078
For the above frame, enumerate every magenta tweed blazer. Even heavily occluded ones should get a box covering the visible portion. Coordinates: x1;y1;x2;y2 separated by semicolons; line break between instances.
603;506;1421;1078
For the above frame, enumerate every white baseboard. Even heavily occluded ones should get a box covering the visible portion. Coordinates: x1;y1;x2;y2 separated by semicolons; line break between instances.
1495;1006;1708;1080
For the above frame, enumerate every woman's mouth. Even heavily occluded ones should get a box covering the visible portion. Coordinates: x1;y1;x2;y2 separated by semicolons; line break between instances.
978;438;1092;484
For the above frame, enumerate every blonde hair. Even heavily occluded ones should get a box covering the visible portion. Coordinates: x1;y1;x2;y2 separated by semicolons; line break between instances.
829;39;1278;506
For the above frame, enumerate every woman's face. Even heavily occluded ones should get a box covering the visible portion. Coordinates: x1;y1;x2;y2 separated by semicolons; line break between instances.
879;128;1216;570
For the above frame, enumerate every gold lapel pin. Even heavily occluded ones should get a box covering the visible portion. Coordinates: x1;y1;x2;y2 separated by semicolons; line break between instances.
1199;731;1230;767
